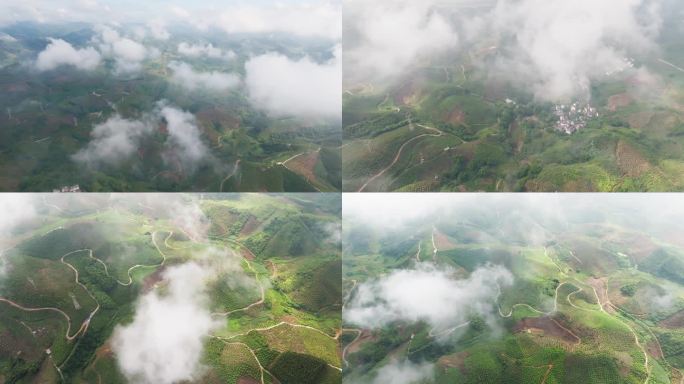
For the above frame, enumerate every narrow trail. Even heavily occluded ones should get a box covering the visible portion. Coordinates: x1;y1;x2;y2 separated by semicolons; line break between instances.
527;364;554;384
540;364;553;384
41;196;64;212
225;238;258;261
343;279;358;309
0;231;172;343
219;321;337;341
583;279;651;384
357;124;444;192
50;355;65;382
415;241;422;262
0;298;79;340
431;226;438;262
59;249;101;339
659;58;684;73
280;152;306;165
428;321;470;338
496;281;582;345
496;281;562;318
216;322;343;372
219;159;241;192
405;333;415;355
568;249;583;264
280;148;323;192
544;247;564;273
342;329;362;368
0;249;101;342
215;339;277;384
85;231;169;286
267;260;278;279
212;258;265;317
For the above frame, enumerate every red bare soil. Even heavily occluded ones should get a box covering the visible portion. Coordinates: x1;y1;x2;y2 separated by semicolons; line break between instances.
239;216;260;237
286;151;320;185
237;377;260;384
393;79;424;106
240;247;256;261
433;230;457;251
347;330;376;355
647;341;664;359
587;277;614;313
142;266;166;293
444;107;465;125
659;309;684;329
513;316;580;344
616;140;651;177
438;351;470;374
608;93;633;111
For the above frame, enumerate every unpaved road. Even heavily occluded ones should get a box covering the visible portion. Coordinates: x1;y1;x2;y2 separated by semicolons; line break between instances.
212;257;264;317
357;124;444;192
431;226;438;262
659;58;684;73
220;159;241;192
342;328;362;368
83;231;170;286
0;231;171;343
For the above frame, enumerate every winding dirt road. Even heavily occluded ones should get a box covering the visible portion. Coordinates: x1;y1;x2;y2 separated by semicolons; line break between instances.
80;231;169;286
213;339;277;384
428;321;470;339
659;58;684;73
212;258;265;317
280;148;323;192
431;226;438;262
0;231;171;344
341;328;362;368
356;124;444;192
219;159;241;192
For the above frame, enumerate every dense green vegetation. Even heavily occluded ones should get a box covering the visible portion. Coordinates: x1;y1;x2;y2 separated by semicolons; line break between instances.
0;194;341;383
342;19;684;192
343;198;684;383
0;23;341;192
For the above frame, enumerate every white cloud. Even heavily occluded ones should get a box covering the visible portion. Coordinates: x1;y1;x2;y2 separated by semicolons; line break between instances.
147;19;170;40
177;42;235;60
0;32;16;42
343;193;468;230
371;360;435;384
72;114;153;167
112;262;221;384
344;0;458;81
73;103;212;173
213;2;341;40
343;0;663;101
0;195;37;245
159;104;212;171
345;263;513;331
168;61;240;91
95;26;151;73
0;193;38;283
488;0;662;101
167;197;211;242
244;47;341;120
35;38;101;71
0;1;341;41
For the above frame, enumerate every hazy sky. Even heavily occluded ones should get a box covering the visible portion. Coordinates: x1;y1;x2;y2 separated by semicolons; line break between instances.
0;0;342;39
4;1;343;168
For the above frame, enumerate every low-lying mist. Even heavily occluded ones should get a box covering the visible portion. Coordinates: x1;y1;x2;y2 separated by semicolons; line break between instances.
344;0;674;103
